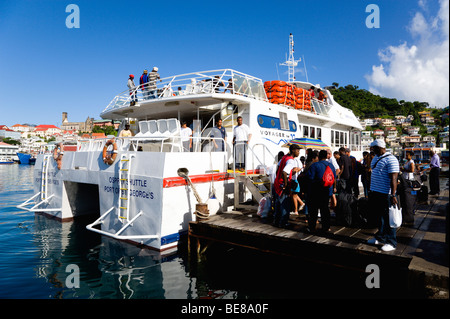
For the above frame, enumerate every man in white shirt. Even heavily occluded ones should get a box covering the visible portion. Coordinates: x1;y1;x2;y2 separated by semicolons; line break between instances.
232;116;252;171
127;74;137;106
180;121;192;152
119;124;134;137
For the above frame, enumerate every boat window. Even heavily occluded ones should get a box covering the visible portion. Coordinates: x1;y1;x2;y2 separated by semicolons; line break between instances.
310;127;315;139
303;125;309;137
335;131;340;145
331;130;335;144
317;128;322;140
340;132;344;146
279;112;289;130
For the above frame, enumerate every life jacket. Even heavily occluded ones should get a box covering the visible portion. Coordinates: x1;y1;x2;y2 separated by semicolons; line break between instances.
274;154;294;196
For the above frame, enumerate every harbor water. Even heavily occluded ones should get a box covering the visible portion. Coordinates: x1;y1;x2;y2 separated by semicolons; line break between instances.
1;164;446;299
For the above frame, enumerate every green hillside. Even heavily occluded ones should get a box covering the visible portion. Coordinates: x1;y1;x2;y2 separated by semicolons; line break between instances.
329;83;448;127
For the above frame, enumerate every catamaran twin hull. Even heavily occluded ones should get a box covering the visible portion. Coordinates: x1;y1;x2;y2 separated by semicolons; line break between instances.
26;150;231;252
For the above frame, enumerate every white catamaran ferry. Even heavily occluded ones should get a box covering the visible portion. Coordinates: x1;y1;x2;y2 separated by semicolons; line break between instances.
18;35;363;253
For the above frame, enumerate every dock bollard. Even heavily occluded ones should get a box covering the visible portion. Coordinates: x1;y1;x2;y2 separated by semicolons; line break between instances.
195;203;209;220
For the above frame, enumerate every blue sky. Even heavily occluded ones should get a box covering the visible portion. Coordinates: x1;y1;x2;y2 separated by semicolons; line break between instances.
0;0;448;127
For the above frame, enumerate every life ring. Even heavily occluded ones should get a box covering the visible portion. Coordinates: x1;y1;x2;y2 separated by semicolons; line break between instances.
102;139;118;165
53;143;64;170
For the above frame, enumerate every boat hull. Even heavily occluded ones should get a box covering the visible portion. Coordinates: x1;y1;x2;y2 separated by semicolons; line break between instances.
30;150;232;252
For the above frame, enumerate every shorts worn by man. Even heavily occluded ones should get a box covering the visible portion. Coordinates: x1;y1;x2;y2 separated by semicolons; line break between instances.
367;139;400;252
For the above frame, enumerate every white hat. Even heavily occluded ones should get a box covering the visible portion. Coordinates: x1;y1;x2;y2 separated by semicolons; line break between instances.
370;139;386;148
153;67;158;71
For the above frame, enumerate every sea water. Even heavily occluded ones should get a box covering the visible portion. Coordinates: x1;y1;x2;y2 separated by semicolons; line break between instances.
0;165;202;299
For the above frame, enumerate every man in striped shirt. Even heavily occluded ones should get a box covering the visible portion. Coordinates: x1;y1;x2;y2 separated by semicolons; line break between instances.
148;67;161;99
367;139;400;252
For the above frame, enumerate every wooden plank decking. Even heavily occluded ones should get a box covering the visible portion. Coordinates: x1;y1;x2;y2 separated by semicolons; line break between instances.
189;189;449;275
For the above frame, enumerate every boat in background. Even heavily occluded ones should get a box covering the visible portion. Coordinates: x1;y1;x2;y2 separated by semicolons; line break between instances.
17;152;36;165
0;156;15;164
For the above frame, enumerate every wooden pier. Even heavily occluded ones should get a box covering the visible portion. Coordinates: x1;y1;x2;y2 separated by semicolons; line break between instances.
188;189;449;296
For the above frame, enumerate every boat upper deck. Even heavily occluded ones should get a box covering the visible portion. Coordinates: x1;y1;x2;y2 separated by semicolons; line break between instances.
100;69;341;122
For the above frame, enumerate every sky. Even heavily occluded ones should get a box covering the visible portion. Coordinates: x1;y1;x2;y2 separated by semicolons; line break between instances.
0;0;448;128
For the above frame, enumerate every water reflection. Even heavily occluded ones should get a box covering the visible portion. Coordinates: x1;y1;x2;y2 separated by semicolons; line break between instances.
32;212;201;299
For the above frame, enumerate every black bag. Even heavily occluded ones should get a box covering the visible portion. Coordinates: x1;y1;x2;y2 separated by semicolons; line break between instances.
335;192;357;226
399;188;416;224
417;185;428;204
356;197;370;227
336;179;347;194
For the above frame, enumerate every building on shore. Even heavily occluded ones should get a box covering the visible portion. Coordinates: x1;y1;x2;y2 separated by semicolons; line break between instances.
60;112;93;133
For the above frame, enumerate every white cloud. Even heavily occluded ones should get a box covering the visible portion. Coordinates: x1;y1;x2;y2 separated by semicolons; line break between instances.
366;0;449;107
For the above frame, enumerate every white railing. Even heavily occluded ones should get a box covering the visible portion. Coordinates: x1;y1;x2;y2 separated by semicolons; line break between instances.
76;136;228;154
101;69;267;115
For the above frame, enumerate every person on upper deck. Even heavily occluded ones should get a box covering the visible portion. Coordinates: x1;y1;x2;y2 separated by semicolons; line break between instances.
317;88;327;103
127;74;137;106
223;78;234;94
149;67;161;99
308;86;315;98
140;69;150;100
212;76;225;93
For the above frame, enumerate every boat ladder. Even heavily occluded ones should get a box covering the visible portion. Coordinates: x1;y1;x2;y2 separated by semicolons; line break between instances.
17;155;61;212
118;153;135;222
85;153;158;241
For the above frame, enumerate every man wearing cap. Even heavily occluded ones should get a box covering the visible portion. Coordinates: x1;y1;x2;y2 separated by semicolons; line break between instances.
148;67;161;99
127;74;137;106
367;139;400;252
140;70;150;100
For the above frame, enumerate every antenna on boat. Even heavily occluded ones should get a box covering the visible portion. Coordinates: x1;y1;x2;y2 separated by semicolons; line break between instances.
279;33;301;82
302;55;309;82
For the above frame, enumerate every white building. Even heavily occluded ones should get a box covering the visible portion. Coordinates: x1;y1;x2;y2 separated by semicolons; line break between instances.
407;126;420;135
0;141;19;162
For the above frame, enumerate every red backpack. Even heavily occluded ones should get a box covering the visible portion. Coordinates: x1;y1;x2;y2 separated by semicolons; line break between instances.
322;162;335;187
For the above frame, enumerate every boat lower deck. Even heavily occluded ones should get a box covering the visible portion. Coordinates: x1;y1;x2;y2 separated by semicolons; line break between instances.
189;189;449;295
